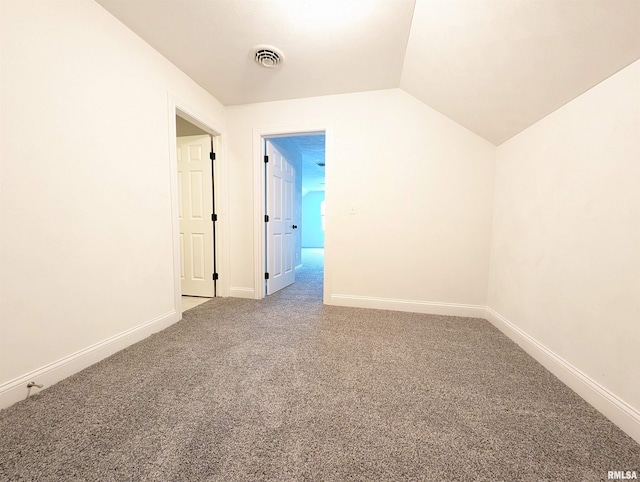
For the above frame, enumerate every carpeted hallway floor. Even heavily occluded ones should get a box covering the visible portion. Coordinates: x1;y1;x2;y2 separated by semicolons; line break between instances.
1;249;638;481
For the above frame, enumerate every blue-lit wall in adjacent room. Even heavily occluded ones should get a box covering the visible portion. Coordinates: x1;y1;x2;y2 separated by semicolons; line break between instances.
302;191;325;248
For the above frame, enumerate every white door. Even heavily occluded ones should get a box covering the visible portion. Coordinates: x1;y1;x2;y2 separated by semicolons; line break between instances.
177;135;214;297
266;140;296;294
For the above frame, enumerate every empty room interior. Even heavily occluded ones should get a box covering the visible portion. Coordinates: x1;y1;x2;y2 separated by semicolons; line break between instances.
1;0;639;479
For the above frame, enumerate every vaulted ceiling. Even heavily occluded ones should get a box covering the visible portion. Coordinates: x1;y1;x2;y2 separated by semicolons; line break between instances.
96;0;640;145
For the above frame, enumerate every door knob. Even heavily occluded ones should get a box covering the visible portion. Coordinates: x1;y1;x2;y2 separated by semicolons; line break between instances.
292;225;298;229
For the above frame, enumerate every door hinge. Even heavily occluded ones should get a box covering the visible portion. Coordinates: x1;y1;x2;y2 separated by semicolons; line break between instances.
264;214;269;222
265;272;269;280
212;273;219;280
210;151;216;161
211;213;218;222
264;155;269;163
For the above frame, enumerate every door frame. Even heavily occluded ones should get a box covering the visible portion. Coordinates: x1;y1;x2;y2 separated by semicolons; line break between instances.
168;96;229;314
252;125;331;301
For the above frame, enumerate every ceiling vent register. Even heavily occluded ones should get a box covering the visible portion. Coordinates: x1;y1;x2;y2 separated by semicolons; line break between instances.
253;45;285;69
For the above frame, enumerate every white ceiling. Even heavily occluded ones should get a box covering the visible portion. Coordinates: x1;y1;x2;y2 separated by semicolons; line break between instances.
96;0;640;145
176;115;209;137
402;0;640;144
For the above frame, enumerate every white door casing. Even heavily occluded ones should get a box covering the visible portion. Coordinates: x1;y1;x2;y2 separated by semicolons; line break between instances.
177;135;214;297
266;140;296;294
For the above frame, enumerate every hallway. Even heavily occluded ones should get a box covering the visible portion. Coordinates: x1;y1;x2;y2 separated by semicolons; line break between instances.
270;248;324;303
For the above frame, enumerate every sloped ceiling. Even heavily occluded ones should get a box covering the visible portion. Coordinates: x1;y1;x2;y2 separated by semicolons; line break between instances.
96;0;640;145
402;0;640;144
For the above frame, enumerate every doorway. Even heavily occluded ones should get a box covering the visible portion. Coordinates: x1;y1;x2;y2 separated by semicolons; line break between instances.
170;106;227;314
262;132;326;297
176;116;216;303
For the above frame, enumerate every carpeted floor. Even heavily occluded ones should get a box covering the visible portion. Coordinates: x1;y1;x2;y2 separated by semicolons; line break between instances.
1;249;638;481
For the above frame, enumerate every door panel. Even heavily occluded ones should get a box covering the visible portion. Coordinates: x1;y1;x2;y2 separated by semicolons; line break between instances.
178;135;214;297
266;140;295;295
191;233;205;280
190;171;204;218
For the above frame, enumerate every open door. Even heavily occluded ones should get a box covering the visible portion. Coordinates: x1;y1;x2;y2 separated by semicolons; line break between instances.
177;135;215;297
265;139;296;294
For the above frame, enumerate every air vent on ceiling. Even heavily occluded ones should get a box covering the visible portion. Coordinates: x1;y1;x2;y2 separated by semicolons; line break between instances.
253;45;285;69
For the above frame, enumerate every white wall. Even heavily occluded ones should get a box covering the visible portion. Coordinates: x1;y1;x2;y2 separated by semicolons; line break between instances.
226;89;496;314
487;59;640;442
0;0;225;406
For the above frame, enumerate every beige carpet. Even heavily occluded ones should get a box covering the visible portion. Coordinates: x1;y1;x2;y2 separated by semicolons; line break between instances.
1;249;638;480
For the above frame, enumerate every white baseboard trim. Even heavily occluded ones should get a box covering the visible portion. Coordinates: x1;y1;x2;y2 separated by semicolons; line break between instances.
3;298;637;446
329;294;486;318
485;307;640;445
228;287;255;299
0;310;180;410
